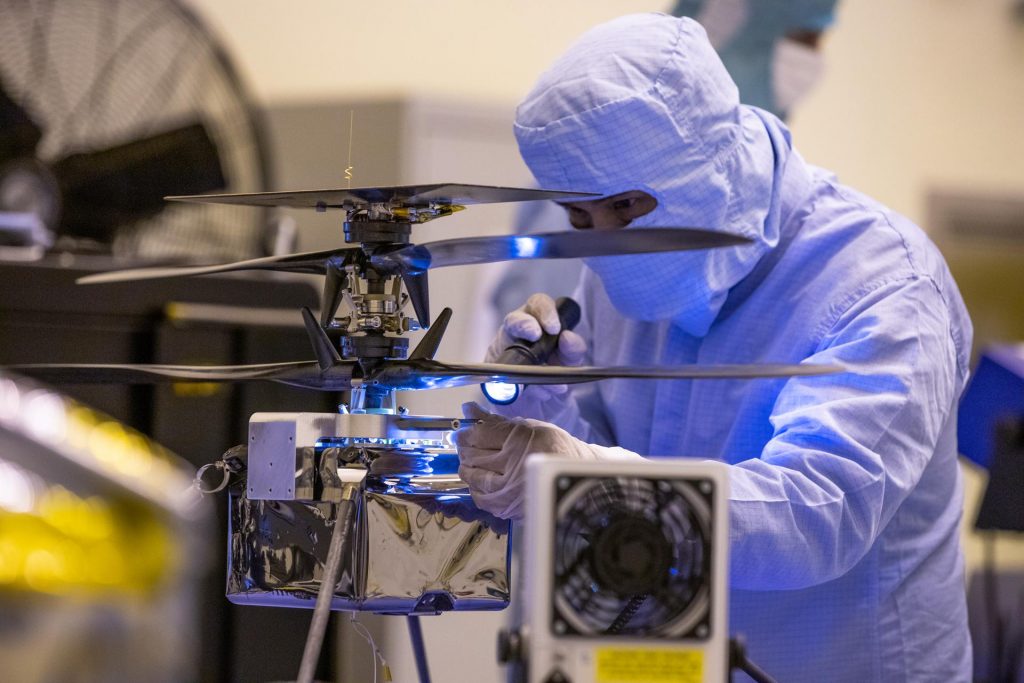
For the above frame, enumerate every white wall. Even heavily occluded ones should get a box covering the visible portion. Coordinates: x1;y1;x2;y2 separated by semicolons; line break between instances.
792;0;1024;225
191;0;1024;226
188;1;664;104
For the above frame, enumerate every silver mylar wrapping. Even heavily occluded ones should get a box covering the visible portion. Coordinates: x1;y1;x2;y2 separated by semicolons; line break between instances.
224;414;512;613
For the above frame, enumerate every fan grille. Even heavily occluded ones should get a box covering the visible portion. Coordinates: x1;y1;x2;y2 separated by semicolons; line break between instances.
0;0;270;259
551;475;714;639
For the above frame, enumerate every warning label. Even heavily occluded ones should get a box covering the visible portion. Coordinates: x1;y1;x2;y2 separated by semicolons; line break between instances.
595;647;704;683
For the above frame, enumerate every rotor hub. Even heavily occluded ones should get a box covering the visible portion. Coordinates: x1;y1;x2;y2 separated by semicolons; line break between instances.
341;334;409;360
344;220;412;245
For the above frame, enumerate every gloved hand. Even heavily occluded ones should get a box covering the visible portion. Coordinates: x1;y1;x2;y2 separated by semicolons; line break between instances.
485;293;587;419
455;402;643;520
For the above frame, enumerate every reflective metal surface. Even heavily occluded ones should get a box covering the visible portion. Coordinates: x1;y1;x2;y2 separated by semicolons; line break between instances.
226;414;511;613
227;476;511;613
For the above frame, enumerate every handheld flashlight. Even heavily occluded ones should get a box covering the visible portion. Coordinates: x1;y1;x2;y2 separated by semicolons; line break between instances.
481;297;581;405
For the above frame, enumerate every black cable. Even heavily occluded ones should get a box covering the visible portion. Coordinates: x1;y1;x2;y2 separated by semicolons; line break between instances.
983;533;1004;682
407;615;432;683
730;637;777;683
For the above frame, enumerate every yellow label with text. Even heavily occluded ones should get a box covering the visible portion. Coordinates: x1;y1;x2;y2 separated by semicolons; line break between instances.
595;647;704;683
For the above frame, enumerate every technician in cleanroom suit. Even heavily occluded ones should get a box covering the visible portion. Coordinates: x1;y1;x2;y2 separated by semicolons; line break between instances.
454;13;973;682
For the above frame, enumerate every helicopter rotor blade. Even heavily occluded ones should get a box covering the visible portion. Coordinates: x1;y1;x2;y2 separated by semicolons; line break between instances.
166;183;599;209
76;248;354;285
301;307;342;372
401;270;431;328
368;359;843;391
8;361;333;384
370;227;750;273
7;357;841;393
408;307;452;361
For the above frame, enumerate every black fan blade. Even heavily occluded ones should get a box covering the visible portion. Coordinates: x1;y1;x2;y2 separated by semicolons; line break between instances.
401;270;431;328
0;79;43;161
301;306;342;372
9;360;358;391
372;227;751;273
166;184;599;209
52;122;226;241
408;307;452;361
76;247;351;284
369;360;843;391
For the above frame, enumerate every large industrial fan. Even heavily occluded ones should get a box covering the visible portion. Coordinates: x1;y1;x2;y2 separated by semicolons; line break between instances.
0;0;271;260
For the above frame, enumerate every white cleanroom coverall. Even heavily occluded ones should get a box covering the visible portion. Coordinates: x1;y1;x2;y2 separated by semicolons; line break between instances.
459;13;974;683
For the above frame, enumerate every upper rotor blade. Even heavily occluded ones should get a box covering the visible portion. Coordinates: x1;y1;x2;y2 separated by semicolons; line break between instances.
166;184;598;209
77;248;349;284
373;228;751;272
370;360;843;391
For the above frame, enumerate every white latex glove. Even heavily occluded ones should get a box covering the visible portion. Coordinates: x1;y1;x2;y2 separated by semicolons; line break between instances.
455;402;644;520
485;293;587;418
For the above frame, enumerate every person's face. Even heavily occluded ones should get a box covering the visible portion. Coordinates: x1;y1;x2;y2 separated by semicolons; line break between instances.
558;190;657;231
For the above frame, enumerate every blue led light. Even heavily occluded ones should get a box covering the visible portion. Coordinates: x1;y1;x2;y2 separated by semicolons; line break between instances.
513;236;540;258
482;381;520;405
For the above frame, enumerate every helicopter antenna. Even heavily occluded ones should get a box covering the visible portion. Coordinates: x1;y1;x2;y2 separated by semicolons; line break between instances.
344;110;355;189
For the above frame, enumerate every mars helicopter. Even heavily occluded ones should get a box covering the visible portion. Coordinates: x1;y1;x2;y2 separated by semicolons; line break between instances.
17;182;835;402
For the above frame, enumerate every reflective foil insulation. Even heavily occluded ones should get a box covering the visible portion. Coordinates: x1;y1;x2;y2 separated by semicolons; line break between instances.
224;417;512;614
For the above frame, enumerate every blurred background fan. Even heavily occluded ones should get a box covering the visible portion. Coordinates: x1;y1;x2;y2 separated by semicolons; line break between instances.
0;0;272;260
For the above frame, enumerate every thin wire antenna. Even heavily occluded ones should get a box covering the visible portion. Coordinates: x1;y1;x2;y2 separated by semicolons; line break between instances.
344;109;355;189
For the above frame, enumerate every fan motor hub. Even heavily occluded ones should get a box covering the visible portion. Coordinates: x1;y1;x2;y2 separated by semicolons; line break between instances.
590;515;673;596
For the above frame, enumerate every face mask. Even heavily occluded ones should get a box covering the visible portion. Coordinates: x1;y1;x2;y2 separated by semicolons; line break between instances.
583;202;744;336
771;38;824;115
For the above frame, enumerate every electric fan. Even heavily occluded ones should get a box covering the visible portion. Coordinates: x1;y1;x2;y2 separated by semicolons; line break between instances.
0;0;271;260
513;457;730;683
552;474;713;638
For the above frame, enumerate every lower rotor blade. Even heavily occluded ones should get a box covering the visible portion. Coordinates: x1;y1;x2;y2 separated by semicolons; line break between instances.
373;227;750;273
77;248;349;284
370;360;843;391
9;360;355;390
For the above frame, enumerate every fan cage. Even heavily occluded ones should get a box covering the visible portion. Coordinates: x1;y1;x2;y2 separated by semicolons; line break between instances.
0;0;272;260
550;474;715;639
